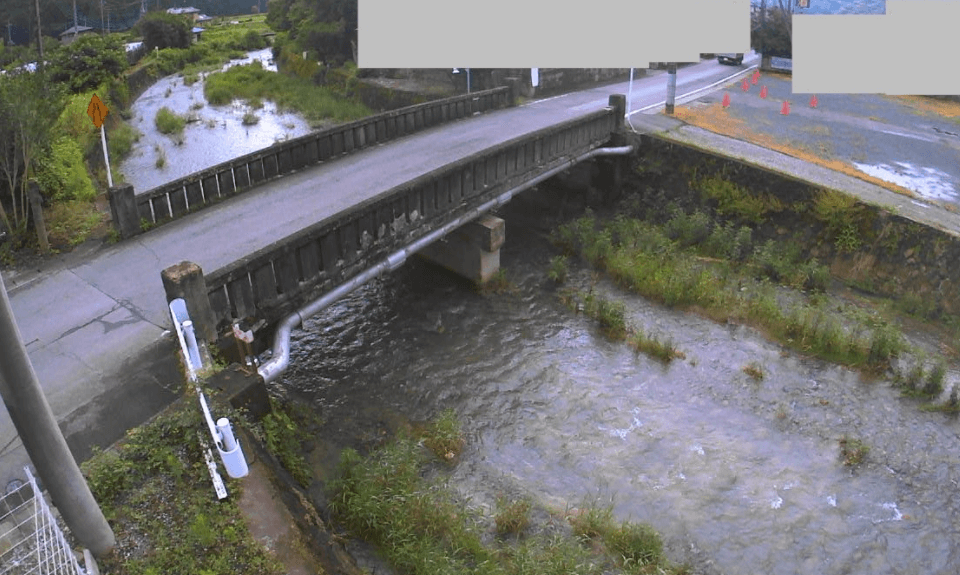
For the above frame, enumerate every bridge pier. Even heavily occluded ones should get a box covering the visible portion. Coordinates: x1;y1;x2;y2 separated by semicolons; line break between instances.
416;214;505;284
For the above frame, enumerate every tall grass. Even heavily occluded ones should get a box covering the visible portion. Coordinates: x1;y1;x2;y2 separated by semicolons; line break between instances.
551;212;906;372
204;61;371;125
155;106;185;135
328;413;687;575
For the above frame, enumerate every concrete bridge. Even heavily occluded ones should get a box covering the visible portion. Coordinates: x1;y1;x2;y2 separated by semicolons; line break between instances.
145;91;632;384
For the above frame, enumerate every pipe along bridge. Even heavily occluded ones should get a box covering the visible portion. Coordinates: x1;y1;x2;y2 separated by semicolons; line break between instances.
161;95;633;392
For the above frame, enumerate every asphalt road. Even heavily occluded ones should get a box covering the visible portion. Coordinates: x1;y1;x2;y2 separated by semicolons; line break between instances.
2;54;958;485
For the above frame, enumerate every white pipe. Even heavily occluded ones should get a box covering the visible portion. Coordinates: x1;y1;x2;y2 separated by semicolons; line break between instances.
258;141;635;384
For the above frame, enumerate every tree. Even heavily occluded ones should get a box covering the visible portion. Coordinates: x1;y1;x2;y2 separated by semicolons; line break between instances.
751;0;793;59
266;0;357;65
0;69;66;237
135;10;191;50
48;33;126;94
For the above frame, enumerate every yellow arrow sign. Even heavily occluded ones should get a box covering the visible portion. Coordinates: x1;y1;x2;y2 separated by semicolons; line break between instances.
87;94;109;129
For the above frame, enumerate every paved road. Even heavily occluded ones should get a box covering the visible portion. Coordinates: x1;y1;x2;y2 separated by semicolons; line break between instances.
3;55;958;485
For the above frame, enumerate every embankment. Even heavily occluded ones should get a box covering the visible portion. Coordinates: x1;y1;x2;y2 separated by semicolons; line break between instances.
627;133;960;319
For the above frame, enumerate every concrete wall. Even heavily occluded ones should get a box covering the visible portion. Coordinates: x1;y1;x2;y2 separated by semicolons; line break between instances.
201;107;620;338
118;86;512;235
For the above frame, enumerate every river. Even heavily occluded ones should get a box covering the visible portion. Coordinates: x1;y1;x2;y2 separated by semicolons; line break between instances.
119;48;313;193
275;188;960;575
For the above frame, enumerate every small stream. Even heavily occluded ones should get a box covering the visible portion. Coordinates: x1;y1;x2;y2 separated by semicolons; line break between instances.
277;189;960;575
119;48;313;193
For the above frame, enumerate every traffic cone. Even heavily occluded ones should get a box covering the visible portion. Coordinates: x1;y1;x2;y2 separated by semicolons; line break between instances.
722;92;731;108
760;85;768;99
752;70;760;85
741;79;749;91
810;94;818;108
780;100;790;115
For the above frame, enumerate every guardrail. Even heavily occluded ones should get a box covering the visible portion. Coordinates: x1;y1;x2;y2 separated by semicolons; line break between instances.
201;105;620;333
110;85;515;238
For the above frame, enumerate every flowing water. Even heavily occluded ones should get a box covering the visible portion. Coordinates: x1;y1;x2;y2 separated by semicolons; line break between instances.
274;189;960;575
119;48;313;193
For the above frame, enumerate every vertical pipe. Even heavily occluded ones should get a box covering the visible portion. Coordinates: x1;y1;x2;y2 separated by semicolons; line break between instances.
665;63;677;114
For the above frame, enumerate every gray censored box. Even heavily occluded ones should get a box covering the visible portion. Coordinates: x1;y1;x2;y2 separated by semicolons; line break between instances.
359;0;960;95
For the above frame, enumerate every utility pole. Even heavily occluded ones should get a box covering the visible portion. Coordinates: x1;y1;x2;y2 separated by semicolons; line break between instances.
0;274;116;557
760;0;768;69
99;0;105;35
34;0;43;68
665;63;677;114
73;0;79;40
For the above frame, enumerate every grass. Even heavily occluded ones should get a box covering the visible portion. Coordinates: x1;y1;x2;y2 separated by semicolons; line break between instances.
628;329;684;363
154;144;167;169
242;111;260;125
327;412;687;575
420;408;465;463
839;437;869;466
45;200;106;247
262;402;313;488
155;106;186;135
81;400;285;575
547;255;568;284
551;211;907;373
204;61;371;126
495;496;532;537
743;362;765;380
107;123;141;162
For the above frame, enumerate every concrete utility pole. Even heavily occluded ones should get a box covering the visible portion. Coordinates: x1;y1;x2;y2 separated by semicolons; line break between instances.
665;63;677;114
73;0;79;40
35;0;44;66
0;274;116;557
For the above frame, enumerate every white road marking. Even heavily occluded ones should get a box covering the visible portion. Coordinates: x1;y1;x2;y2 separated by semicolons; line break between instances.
630;65;758;116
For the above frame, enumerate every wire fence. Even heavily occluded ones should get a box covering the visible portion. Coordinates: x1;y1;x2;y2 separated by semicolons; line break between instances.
0;468;85;575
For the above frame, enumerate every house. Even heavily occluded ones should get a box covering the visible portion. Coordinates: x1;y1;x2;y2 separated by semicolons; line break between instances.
191;27;205;43
58;25;95;45
167;7;201;23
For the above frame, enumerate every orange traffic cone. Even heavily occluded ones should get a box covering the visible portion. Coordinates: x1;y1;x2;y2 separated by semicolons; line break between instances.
760;85;768;99
752;70;760;85
722;92;731;108
810;94;818;108
780;101;790;115
741;79;749;91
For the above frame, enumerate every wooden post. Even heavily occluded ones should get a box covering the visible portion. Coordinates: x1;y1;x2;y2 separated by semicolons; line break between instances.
27;180;49;254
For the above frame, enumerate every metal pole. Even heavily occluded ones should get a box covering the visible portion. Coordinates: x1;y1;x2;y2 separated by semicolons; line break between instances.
466;68;471;94
100;125;113;188
665;63;677;114
626;68;634;118
0;274;116;556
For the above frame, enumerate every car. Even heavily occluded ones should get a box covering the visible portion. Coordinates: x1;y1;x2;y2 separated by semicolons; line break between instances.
718;53;744;65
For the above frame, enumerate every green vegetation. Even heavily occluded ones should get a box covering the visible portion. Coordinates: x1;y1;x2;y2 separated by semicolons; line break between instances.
328;412;687;575
693;173;784;225
628;328;684;363
48;34;127;94
155;106;187;135
421;408;466;462
551;209;907;372
583;292;628;340
267;0;357;68
743;362;765;381
45;200;105;248
495;496;532;537
136;10;193;50
262;404;313;488
839;437;869;466
34;136;97;203
81;400;285;575
107;123;142;164
547;255;569;284
242;111;261;125
204;61;370;126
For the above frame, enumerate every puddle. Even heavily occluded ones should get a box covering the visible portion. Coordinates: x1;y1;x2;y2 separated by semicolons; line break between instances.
852;161;959;201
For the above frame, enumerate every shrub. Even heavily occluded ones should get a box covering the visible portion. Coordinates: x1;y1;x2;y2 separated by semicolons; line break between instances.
155;106;186;135
923;361;947;398
35;136;97;202
242;111;260;125
547;255;568;283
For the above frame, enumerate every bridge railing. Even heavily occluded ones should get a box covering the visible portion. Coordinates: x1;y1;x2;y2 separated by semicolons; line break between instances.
201;106;620;333
112;86;514;237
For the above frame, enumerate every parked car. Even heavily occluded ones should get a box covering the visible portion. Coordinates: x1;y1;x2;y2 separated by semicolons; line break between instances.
718;53;744;65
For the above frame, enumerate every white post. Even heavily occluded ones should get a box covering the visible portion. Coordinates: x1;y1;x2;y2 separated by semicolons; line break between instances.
626;68;634;118
466;68;471;94
100;124;113;188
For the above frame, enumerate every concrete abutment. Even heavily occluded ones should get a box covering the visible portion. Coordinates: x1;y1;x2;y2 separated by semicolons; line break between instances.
415;215;506;284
